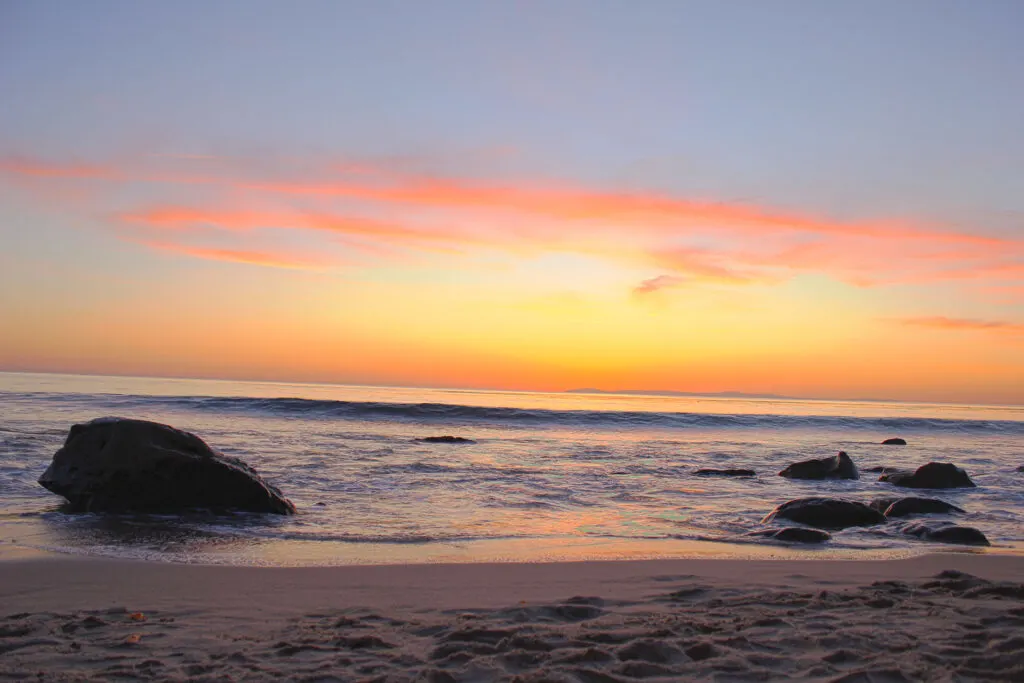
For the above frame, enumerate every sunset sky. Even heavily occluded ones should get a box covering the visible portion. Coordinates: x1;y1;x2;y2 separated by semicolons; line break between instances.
1;1;1022;404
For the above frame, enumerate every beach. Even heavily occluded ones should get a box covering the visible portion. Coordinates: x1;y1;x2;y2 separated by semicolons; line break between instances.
3;373;1024;680
3;551;1024;681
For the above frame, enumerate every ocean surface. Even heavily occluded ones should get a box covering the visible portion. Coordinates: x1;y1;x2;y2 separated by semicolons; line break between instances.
1;372;1022;566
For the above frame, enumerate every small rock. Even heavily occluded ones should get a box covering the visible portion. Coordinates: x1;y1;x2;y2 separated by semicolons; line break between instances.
694;468;755;477
880;462;975;489
883;497;965;518
882;438;907;445
418;436;476;444
779;451;858;480
902;523;990;546
865;466;902;474
762;498;885;530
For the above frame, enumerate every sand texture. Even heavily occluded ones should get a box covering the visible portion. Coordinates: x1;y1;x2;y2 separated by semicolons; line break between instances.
1;554;1023;681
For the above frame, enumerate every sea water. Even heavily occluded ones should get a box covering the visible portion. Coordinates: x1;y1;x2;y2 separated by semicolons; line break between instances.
1;372;1021;565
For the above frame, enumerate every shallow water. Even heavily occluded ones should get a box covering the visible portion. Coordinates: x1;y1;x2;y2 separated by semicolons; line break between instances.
1;372;1021;565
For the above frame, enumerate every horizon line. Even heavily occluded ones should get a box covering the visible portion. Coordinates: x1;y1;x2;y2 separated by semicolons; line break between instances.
1;368;1021;410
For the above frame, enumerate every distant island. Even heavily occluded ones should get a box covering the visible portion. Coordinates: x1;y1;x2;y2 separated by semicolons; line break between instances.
565;388;791;400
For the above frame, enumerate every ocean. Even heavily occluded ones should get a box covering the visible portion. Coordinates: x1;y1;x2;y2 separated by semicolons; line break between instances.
1;372;1022;565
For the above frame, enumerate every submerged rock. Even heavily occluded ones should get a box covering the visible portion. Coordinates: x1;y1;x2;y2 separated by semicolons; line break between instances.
881;438;907;446
865;466;902;474
883;497;965;518
746;527;831;544
762;497;885;530
1016;466;1024;473
902;523;989;546
418;436;476;444
779;451;859;480
694;468;756;477
880;462;975;489
38;417;295;514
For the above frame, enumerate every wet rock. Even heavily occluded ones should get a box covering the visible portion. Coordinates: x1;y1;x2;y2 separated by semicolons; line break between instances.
762;497;885;530
746;527;831;544
881;438;907;445
883;497;965;518
1016;465;1024;473
418;436;476;444
694;468;755;477
38;417;295;514
779;451;859;480
868;497;901;514
880;462;975;489
902;523;990;546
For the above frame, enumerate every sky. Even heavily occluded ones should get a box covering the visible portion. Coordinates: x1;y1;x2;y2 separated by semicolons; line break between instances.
1;0;1022;404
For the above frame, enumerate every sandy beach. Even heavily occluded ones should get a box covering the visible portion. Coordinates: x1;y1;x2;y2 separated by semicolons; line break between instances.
2;552;1023;681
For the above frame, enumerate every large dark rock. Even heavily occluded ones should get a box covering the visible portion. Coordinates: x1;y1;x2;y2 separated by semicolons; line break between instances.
880;462;975;489
778;451;859;480
417;436;476;444
694;468;756;477
902;523;989;546
762;497;885;530
881;438;907;446
746;527;831;544
38;418;295;514
883;497;965;518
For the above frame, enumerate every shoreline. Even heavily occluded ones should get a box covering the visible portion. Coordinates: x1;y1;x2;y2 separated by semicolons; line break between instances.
6;531;1019;568
2;552;1023;680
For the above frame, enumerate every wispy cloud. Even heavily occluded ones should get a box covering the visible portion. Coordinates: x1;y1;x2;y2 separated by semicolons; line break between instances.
135;240;331;270
633;274;687;296
0;158;118;179
2;153;1021;286
893;316;1024;334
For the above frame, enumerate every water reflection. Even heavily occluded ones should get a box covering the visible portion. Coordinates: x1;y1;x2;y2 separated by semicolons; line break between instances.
38;509;288;557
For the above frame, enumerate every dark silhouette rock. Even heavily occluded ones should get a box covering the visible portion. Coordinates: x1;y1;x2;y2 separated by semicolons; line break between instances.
38;417;295;514
746;527;831;544
779;451;859;480
694;468;755;477
418;436;476;444
868;497;901;514
902;523;989;546
762;498;885;530
881;438;907;446
1016;465;1024;473
880;462;975;489
883;497;965;518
